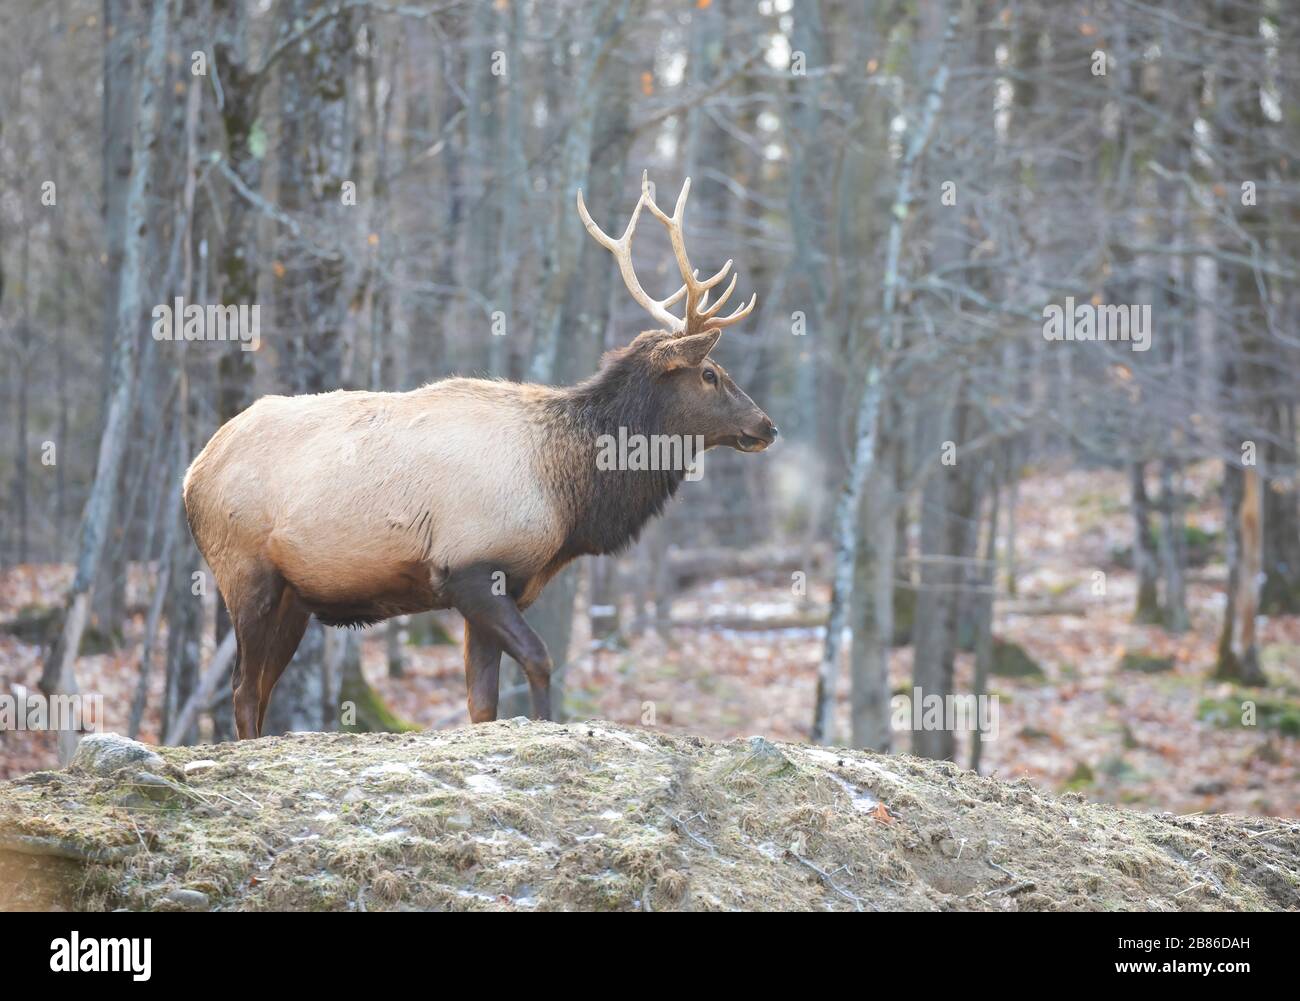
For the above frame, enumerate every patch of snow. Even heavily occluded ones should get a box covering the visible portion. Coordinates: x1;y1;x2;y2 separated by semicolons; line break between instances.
820;770;879;812
465;773;503;794
455;889;500;905
360;761;417;780
803;746;906;786
585;726;655;753
755;840;783;860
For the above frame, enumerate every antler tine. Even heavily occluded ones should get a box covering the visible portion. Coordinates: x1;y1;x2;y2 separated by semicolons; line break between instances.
641;173;703;336
576;185;684;333
706;292;757;331
698;272;739;321
640;172;754;335
697;260;733;291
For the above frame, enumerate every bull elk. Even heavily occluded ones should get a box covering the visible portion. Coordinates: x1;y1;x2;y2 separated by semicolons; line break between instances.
183;172;777;738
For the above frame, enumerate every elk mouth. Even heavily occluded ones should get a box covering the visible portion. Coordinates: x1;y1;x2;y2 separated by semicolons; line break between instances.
735;420;778;452
734;431;773;452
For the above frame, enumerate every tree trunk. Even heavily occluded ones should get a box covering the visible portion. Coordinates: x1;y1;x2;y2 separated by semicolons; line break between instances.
1158;458;1189;632
162;500;202;746
912;397;980;763
971;473;1000;773
40;0;171;762
1260;402;1300;613
589;556;621;642
848;436;896;751
1130;462;1161;623
1216;465;1266;685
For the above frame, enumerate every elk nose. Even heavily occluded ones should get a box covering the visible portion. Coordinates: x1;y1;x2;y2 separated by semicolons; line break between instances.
766;422;779;441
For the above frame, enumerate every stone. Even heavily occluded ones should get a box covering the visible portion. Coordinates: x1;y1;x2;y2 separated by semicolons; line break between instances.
159;888;210;912
70;733;166;777
131;772;178;802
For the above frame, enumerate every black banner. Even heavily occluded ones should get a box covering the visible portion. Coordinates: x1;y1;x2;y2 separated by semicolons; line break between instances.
0;910;1280;987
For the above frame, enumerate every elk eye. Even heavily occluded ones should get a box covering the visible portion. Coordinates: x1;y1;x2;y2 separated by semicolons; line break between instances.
703;368;718;386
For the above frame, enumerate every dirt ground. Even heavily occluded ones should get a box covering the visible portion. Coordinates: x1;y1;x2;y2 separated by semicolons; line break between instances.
1;723;1296;911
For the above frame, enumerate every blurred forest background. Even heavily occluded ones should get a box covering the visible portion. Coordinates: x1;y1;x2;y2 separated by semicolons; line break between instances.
1;0;1299;817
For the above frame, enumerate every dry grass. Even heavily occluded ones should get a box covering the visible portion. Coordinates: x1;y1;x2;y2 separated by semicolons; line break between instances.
1;720;1297;911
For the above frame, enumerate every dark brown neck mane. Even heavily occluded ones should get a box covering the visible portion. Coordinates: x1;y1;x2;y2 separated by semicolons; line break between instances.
543;346;686;557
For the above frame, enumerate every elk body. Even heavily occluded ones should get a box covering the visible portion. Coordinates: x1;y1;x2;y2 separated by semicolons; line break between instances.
184;174;777;738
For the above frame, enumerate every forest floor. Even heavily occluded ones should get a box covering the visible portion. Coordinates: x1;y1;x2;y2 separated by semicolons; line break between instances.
2;460;1299;821
2;725;1296;911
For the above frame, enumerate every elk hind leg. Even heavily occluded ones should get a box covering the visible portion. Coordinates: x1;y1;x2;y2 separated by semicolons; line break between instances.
231;580;308;739
463;620;503;723
255;593;310;736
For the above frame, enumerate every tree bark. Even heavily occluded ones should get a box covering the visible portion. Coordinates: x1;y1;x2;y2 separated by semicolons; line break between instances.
912;397;981;762
40;0;171;762
1158;458;1189;632
1130;462;1161;624
848;437;896;751
1216;465;1266;685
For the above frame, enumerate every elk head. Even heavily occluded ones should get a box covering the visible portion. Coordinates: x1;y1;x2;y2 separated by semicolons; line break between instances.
577;172;778;453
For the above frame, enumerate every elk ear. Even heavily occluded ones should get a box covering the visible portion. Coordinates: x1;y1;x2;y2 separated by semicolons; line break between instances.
649;330;720;372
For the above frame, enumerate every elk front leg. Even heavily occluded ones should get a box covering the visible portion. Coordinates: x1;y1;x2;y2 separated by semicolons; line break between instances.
463;620;502;723
447;566;552;722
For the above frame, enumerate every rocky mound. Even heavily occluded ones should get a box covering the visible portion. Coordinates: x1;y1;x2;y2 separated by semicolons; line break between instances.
1;721;1296;911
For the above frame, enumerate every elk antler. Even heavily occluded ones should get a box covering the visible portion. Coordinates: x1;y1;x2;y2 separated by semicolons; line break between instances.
576;171;756;337
639;172;756;336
